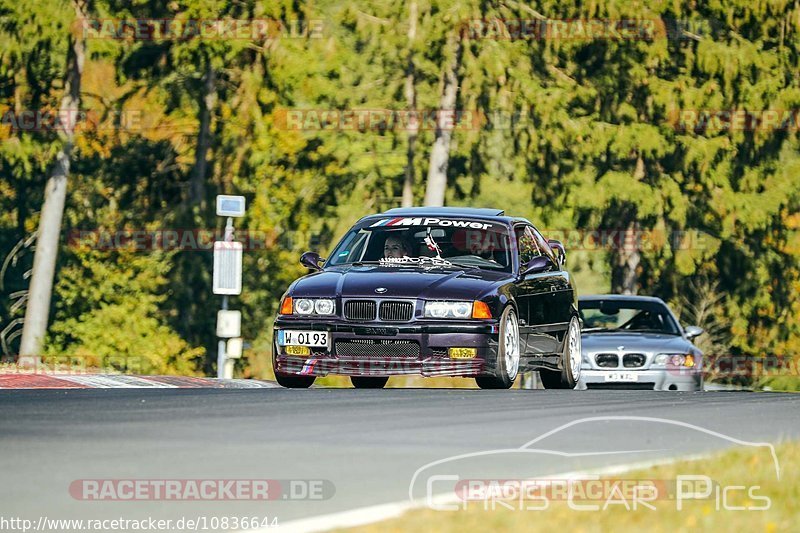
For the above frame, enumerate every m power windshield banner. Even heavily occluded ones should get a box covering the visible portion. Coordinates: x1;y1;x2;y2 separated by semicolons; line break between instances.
369;217;496;230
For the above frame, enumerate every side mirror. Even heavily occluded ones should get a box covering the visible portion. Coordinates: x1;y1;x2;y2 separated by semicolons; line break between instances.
300;251;324;271
547;239;566;267
521;255;553;276
684;325;704;340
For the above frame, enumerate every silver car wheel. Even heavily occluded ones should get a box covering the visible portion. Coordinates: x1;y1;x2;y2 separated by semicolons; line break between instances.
504;310;520;380
567;317;581;381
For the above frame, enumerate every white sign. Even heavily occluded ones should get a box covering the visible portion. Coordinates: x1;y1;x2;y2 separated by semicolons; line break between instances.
216;310;242;338
216;195;246;217
226;337;243;359
213;241;243;295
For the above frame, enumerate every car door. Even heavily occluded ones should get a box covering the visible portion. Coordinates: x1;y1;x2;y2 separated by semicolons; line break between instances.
514;225;569;354
529;225;574;324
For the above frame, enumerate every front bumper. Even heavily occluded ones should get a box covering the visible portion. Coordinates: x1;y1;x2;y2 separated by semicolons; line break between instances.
277;357;485;377
273;319;498;377
576;368;703;391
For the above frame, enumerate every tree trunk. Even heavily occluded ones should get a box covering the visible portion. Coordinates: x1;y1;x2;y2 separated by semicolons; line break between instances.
19;0;87;361
610;217;641;294
401;1;418;208
423;31;463;207
190;60;216;207
610;157;645;295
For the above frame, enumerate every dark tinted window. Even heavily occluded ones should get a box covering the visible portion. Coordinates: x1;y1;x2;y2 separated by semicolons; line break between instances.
515;226;541;266
328;220;513;272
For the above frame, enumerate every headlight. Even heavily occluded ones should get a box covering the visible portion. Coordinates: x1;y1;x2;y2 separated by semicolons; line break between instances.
314;298;335;315
294;298;314;315
654;353;670;365
424;301;473;319
293;298;335;315
655;353;695;367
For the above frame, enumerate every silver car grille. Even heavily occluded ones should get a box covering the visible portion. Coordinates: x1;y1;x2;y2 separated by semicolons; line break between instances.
594;352;648;368
622;353;646;368
595;353;619;368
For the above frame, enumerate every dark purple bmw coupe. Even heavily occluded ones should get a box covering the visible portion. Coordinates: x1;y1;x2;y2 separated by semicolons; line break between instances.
272;207;581;389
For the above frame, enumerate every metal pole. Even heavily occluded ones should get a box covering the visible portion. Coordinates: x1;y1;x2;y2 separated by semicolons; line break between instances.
216;295;228;378
216;216;234;379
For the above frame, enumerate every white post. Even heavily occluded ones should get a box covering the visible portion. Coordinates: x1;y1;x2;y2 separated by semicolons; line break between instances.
216;295;228;379
213;196;245;379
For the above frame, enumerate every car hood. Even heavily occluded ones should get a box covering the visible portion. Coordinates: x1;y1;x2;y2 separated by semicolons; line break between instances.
290;265;511;300
581;332;694;353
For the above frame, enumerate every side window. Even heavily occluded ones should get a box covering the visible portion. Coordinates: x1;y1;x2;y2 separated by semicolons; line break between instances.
530;227;558;266
515;226;541;266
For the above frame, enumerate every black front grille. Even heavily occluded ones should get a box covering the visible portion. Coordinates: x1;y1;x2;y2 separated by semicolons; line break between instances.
379;301;414;322
596;353;619;368
344;300;376;321
335;339;420;358
623;353;646;368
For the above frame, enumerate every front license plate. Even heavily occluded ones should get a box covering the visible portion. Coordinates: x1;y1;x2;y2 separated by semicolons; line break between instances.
604;372;638;382
278;330;328;347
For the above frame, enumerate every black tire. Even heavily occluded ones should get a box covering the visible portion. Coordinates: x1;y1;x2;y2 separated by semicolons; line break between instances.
275;372;316;388
541;316;581;389
476;306;520;389
350;376;389;389
272;340;315;388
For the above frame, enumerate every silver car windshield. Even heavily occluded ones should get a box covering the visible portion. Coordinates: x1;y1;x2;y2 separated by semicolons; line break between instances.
579;300;680;335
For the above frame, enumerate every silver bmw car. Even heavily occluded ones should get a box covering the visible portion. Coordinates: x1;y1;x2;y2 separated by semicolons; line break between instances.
576;295;704;391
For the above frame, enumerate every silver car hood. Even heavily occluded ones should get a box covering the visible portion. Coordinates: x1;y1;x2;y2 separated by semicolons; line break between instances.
581;332;693;353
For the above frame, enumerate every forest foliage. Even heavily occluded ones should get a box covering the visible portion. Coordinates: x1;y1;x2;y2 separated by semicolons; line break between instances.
1;0;799;379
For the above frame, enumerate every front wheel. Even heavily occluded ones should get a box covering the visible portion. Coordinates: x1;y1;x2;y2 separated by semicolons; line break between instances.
541;316;581;389
476;306;520;389
351;376;389;389
275;373;316;388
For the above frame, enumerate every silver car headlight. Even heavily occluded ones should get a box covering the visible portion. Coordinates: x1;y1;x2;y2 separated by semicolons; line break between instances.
655;353;696;367
424;301;473;319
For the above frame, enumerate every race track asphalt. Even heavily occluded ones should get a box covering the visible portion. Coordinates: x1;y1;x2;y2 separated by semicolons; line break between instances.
1;388;798;530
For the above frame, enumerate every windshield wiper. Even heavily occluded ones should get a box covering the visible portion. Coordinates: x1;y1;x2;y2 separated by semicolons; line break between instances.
622;328;677;335
582;327;614;332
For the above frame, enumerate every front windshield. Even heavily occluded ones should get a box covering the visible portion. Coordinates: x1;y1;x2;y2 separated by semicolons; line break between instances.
579;299;680;335
327;217;512;272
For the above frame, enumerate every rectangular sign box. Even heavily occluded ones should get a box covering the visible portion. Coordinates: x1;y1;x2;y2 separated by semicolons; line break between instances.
216;310;242;338
216;195;246;217
213;241;243;295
